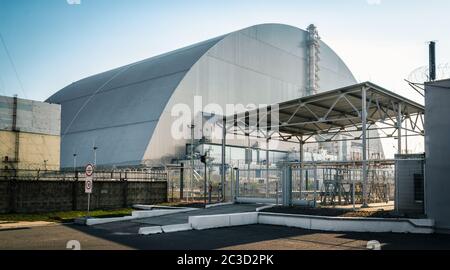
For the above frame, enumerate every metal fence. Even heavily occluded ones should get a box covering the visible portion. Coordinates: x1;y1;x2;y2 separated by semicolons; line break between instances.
236;168;282;201
0;168;168;182
291;164;395;206
166;163;232;203
232;161;396;207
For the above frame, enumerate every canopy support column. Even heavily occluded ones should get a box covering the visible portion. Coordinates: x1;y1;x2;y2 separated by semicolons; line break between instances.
397;104;402;155
221;117;226;202
362;86;369;208
266;137;270;198
299;137;304;200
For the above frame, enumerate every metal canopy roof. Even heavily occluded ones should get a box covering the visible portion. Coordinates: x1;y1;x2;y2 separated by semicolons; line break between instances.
225;82;425;143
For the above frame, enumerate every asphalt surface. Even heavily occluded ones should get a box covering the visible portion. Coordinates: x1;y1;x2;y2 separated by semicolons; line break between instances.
2;204;450;250
93;203;261;235
2;223;450;250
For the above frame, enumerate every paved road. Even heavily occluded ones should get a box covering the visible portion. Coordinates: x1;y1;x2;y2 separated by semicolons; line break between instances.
2;223;450;250
93;204;261;235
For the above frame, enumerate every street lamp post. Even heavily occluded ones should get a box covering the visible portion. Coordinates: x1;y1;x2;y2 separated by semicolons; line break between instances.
73;153;77;172
200;153;208;208
93;146;98;166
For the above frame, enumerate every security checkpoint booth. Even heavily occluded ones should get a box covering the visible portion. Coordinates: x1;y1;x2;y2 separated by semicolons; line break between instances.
215;82;425;209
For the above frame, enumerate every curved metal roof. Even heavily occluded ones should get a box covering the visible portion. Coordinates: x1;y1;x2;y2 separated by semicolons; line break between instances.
47;24;358;167
46;35;226;166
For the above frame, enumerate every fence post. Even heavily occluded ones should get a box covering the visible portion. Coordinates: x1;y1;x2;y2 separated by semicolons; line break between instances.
180;163;184;201
122;178;128;208
8;176;17;214
72;170;78;211
313;164;318;208
234;168;240;200
282;164;292;206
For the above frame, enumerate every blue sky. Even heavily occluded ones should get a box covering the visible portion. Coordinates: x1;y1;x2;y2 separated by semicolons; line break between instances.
0;0;449;103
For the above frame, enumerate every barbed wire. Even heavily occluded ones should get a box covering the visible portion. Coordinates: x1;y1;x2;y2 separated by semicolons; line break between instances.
407;63;450;83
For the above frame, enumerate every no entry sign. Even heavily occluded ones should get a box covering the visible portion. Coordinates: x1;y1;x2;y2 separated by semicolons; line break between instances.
85;164;94;177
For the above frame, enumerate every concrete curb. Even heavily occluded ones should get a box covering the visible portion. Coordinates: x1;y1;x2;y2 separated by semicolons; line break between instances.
189;212;258;230
205;202;234;209
133;204;196;210
131;208;197;218
162;223;192;233
139;223;193;235
83;208;198;226
138;226;163;235
182;212;434;234
255;204;277;212
258;212;435;234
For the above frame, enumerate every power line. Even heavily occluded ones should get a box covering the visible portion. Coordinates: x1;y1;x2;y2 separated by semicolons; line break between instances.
0;77;6;96
0;32;27;98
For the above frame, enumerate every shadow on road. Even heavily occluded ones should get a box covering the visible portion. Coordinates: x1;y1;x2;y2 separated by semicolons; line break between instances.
65;223;450;250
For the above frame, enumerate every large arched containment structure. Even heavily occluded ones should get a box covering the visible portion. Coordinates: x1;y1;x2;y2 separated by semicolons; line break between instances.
47;23;361;168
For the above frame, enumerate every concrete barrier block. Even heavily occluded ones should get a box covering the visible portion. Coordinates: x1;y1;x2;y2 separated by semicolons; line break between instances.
85;216;134;226
138;226;163;235
132;210;172;218
189;214;230;230
284;216;311;229
258;213;434;234
205;202;234;209
229;212;258;226
162;223;192;233
258;214;287;226
132;208;198;219
309;218;332;231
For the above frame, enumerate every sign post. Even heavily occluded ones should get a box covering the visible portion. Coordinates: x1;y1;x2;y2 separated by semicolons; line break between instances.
85;164;94;217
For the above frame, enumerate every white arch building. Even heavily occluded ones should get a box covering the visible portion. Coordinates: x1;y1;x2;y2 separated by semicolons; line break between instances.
47;23;365;168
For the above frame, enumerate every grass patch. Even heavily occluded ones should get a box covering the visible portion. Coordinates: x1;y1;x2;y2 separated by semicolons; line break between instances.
0;208;133;223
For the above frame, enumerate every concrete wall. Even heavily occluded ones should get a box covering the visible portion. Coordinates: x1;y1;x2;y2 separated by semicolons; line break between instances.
0;95;61;170
425;79;450;232
0;180;167;214
0;96;60;135
0;130;60;170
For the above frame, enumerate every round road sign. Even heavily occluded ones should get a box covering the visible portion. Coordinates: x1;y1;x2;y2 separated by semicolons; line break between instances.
85;177;93;194
85;164;94;177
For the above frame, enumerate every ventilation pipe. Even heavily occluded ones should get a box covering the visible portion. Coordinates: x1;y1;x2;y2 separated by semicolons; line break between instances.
429;41;436;82
307;24;321;96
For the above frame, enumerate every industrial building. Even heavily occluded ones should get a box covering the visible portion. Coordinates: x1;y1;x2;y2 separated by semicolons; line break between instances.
425;78;450;233
0;95;61;171
47;23;383;169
